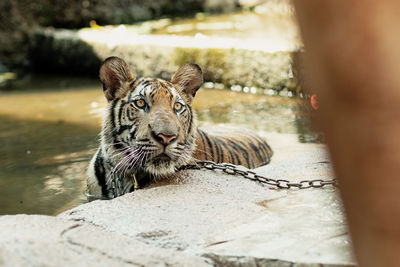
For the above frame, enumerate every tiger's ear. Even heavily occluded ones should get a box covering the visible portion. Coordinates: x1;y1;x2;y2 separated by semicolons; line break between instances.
171;63;203;103
99;57;136;102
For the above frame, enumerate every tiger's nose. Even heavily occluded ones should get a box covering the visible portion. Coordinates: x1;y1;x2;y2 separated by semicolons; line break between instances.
152;132;177;146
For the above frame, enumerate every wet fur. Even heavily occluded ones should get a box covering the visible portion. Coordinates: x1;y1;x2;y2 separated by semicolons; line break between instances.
87;57;273;198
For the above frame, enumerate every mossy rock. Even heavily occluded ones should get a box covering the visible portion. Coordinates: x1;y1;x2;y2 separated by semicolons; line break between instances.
173;48;226;83
28;28;301;94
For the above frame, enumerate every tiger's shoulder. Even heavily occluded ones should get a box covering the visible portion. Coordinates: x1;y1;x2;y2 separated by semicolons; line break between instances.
193;128;273;169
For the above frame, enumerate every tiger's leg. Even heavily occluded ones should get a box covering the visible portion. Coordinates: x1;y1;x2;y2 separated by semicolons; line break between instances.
87;148;109;198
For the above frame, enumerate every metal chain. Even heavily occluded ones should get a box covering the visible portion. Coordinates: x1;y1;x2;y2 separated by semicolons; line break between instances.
87;159;338;201
179;160;338;189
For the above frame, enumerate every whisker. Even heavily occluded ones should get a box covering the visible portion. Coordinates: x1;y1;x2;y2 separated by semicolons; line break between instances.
126;150;144;172
112;147;141;173
139;151;148;167
112;154;130;176
122;154;134;179
109;147;131;158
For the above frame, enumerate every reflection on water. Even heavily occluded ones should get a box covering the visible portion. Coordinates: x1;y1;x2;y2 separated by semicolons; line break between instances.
0;84;320;215
197;99;320;143
0;116;98;215
124;3;301;53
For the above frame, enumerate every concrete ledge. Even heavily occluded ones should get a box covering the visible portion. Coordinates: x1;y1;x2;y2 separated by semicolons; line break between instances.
29;28;300;95
0;146;356;266
0;215;208;266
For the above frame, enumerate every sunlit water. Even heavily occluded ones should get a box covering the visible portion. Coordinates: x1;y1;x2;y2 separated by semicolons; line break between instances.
0;80;319;215
77;4;301;54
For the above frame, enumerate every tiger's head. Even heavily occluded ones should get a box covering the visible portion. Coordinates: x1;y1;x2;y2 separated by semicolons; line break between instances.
99;57;202;177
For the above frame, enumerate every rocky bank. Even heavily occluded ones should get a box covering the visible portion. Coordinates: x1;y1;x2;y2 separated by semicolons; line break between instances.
0;143;356;266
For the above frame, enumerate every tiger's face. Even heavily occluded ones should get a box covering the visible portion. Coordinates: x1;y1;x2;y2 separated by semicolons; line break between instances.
99;57;202;177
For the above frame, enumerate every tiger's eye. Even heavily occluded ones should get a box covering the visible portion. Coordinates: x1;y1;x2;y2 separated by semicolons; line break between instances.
174;102;183;112
135;99;146;109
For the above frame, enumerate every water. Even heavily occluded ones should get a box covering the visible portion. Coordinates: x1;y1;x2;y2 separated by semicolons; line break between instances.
134;3;301;52
0;80;319;216
0;116;96;215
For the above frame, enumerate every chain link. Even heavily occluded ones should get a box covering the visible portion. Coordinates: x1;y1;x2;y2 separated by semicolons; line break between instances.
94;160;337;201
179;160;338;189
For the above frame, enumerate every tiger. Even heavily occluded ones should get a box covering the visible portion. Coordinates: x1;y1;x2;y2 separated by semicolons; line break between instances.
87;56;273;199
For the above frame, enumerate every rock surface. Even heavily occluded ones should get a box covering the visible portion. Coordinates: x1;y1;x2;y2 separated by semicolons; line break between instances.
29;28;299;94
0;215;208;266
27;0;301;94
0;144;357;266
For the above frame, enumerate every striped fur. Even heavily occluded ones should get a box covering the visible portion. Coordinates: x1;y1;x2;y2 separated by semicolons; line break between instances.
194;130;272;169
87;57;273;198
